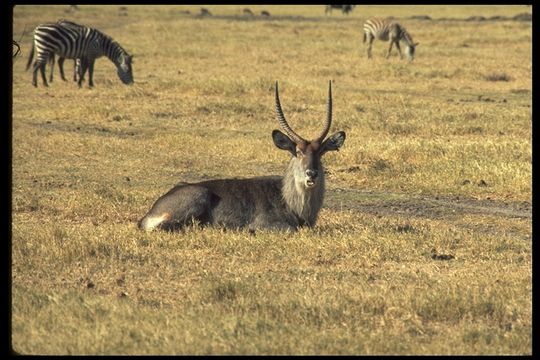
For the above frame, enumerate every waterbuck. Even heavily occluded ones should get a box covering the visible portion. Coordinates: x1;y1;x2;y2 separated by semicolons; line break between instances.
138;81;346;232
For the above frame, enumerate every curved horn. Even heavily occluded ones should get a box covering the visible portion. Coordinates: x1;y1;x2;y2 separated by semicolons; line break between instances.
275;81;305;144
316;80;332;142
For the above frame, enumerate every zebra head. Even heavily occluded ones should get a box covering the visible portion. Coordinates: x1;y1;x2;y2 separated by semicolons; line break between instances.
116;53;133;85
406;42;419;62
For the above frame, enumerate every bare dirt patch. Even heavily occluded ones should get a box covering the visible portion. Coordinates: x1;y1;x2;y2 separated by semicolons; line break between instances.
327;188;531;220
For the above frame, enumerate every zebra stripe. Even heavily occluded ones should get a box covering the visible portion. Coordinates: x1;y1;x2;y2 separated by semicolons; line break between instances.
48;20;83;83
48;54;79;83
26;21;133;87
362;17;419;62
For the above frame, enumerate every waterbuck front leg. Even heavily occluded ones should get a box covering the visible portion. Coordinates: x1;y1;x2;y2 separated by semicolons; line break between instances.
138;185;212;231
249;213;299;233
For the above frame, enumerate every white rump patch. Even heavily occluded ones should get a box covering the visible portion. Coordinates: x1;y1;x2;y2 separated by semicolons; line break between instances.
140;213;170;231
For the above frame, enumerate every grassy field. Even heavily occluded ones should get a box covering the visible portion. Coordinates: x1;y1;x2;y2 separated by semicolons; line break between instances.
11;5;531;355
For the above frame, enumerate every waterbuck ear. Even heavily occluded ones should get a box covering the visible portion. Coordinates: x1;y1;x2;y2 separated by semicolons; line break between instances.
272;130;296;156
320;131;346;155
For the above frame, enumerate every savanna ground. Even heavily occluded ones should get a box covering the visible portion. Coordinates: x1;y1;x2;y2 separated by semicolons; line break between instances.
11;5;532;355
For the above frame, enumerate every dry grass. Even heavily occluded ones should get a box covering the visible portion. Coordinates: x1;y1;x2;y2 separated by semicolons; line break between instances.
12;5;531;355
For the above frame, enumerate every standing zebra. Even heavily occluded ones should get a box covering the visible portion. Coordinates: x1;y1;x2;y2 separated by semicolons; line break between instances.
26;21;133;87
363;17;419;62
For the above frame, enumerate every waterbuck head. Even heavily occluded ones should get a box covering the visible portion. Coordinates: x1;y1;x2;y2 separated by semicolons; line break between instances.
272;81;346;191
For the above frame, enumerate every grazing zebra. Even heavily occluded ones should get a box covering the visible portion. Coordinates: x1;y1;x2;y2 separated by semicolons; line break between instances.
200;8;211;16
325;5;355;15
363;17;419;62
26;21;133;87
47;19;83;83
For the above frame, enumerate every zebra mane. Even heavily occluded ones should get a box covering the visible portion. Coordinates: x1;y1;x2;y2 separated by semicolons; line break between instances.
399;25;415;47
94;29;130;63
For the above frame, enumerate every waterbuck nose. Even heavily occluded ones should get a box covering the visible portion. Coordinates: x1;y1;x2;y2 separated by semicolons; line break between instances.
306;169;318;179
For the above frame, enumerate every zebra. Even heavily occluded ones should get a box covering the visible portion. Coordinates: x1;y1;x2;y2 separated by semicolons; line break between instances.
200;8;211;16
47;19;83;84
363;17;419;62
325;5;355;15
26;21;133;87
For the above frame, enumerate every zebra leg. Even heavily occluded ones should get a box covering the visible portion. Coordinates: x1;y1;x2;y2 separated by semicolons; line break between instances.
386;41;394;59
367;35;374;59
73;59;80;82
76;59;84;83
31;62;39;87
58;57;67;81
78;59;89;88
395;42;403;60
48;55;55;83
38;61;49;87
88;59;95;87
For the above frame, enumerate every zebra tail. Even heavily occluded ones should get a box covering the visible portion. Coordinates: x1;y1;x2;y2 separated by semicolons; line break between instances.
363;32;366;43
25;43;34;71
